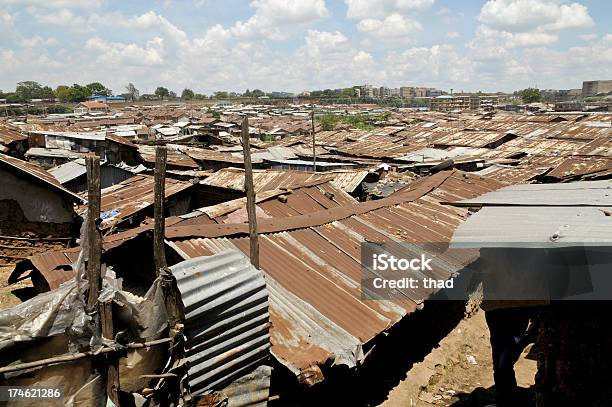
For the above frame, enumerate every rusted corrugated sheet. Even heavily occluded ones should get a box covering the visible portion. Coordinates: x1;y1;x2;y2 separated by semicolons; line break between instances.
79;174;193;229
0;126;28;145
165;170;503;385
0;153;85;202
547;157;612;180
170;251;270;403
200;168;335;193
477;164;551;183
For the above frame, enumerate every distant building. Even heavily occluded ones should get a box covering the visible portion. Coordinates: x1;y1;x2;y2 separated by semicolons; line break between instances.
390;88;400;97
379;86;390;97
430;95;498;112
87;95;126;104
400;86;414;98
74;100;109;114
581;80;612;97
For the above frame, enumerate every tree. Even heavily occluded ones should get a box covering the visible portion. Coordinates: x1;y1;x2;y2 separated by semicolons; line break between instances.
518;88;542;104
14;81;53;101
55;85;71;102
125;83;139;102
251;89;265;97
155;86;170;100
169;90;177;99
214;91;228;99
244;89;251;97
181;88;195;100
68;84;91;102
85;82;111;96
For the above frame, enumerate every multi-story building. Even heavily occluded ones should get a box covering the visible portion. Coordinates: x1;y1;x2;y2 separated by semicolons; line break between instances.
390;88;400;97
379;87;390;97
581;80;612;97
400;86;414;98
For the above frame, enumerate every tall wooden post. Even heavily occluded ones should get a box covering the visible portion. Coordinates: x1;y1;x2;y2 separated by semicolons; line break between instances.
154;145;167;273
311;109;316;173
85;154;102;313
86;154;120;405
241;117;259;268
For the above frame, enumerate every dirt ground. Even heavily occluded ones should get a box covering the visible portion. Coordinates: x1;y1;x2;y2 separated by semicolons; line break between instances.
0;265;29;310
379;308;537;406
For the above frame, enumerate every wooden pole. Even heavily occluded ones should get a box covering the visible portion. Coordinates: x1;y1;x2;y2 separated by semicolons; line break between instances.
85;154;102;313
101;302;120;405
86;154;119;405
311;109;316;173
241;117;259;269
154;145;167;273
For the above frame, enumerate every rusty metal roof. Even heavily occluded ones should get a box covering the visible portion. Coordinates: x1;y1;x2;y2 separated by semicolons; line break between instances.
476;164;551;183
178;180;356;226
0;153;85;203
79;174;194;229
138;145;199;169
200;167;369;194
547;156;612;180
0;126;28;146
164;170;504;384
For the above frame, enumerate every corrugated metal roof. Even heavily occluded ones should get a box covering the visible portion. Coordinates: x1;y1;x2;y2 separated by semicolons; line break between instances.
0;126;28;145
165;171;504;384
454;180;612;207
138;145;199;169
452;206;612;247
200;168;368;194
170;251;270;402
0;153;85;203
547;156;612;180
48;159;87;184
476;164;551;183
79;174;193;229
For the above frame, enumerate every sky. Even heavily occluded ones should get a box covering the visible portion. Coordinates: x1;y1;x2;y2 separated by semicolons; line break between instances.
0;0;610;95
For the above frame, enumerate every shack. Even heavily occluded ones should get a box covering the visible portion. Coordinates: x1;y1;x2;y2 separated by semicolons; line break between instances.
0;153;83;265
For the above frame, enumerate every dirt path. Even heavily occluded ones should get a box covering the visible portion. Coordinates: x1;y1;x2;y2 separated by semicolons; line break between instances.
379;308;537;406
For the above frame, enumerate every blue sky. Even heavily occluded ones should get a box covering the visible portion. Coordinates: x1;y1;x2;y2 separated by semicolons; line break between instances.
0;0;610;95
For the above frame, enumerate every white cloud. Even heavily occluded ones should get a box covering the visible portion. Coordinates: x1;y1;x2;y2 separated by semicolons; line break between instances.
229;0;328;40
578;33;597;41
122;11;187;44
345;0;435;19
473;26;558;48
303;30;349;56
85;37;165;66
357;13;422;38
479;0;593;32
32;8;87;27
447;31;459;38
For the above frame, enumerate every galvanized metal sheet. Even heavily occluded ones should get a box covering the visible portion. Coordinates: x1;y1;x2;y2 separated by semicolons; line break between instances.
170;250;271;398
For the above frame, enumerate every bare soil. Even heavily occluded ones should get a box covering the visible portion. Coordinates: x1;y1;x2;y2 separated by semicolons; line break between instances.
379;308;537;406
0;265;30;310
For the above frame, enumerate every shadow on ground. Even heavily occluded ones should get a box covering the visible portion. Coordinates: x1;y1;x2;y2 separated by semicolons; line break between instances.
270;299;467;406
450;385;535;406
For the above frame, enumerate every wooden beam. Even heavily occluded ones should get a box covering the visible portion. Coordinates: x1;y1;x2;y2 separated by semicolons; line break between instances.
241;117;259;269
85;154;101;313
101;302;120;405
154;145;167;273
